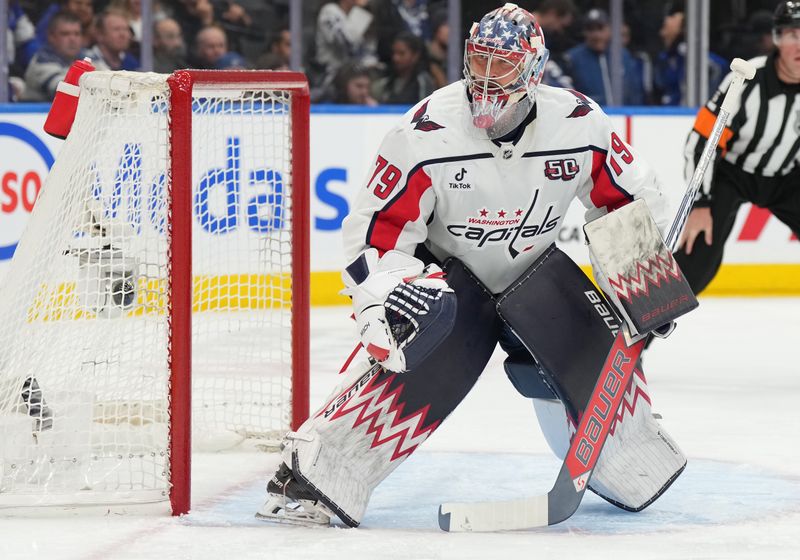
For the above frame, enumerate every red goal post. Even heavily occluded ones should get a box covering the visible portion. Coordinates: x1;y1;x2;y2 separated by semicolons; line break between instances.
168;70;310;515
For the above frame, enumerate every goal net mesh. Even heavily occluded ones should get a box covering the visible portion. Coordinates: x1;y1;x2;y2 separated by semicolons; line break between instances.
0;71;298;507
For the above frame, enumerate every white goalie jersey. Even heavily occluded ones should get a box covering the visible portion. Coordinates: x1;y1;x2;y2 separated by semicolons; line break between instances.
343;81;669;293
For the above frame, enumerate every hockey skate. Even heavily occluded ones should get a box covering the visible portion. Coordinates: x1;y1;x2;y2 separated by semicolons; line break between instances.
256;462;333;527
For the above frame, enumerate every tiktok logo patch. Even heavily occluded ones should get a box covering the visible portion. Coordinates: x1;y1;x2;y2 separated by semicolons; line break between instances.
449;167;471;190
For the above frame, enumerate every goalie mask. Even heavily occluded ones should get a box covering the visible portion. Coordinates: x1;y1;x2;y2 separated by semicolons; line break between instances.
463;3;549;139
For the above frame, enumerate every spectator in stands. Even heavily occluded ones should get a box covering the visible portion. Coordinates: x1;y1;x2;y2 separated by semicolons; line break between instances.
216;0;253;33
110;0;164;44
255;28;291;71
214;52;249;70
171;0;215;48
315;0;377;92
219;0;252;26
563;9;645;105
395;0;431;38
743;10;775;58
373;31;434;105
111;0;139;42
533;0;577;62
532;0;578;90
326;62;378;104
87;9;139;71
8;1;38;71
153;17;187;73
542;58;574;89
216;1;278;64
21;11;84;101
36;0;95;49
653;2;727;106
623;22;654;104
427;9;448;88
372;0;434;67
192;25;245;69
753;9;776;55
68;0;95;32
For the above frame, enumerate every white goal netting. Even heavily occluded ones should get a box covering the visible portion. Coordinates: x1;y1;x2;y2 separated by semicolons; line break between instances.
0;71;303;508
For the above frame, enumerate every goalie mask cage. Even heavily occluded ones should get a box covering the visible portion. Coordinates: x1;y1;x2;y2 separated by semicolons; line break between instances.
0;70;310;515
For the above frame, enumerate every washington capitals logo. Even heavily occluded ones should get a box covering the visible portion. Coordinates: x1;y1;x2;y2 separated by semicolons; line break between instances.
566;89;593;118
411;100;445;132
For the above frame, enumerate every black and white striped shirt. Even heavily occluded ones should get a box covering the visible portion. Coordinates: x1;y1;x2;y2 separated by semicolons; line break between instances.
684;52;800;204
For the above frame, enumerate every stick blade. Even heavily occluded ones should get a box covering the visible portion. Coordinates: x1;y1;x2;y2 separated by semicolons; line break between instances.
438;496;549;532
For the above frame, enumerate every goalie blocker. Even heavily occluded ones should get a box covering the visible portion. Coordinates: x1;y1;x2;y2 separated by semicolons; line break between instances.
584;199;698;338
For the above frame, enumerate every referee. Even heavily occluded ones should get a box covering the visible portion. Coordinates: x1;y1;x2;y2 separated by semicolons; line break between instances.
677;0;800;294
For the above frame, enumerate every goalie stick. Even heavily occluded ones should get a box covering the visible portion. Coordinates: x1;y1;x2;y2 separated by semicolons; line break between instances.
438;58;756;533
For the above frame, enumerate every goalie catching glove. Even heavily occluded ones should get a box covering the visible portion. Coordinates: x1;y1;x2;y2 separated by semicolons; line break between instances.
342;248;457;372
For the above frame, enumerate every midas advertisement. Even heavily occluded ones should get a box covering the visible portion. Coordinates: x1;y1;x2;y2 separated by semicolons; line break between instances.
0;106;797;304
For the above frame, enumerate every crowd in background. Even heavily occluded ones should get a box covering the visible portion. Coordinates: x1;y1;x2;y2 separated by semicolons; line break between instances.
1;0;790;105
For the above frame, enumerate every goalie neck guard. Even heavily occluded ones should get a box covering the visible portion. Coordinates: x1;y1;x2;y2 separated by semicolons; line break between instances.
463;3;548;140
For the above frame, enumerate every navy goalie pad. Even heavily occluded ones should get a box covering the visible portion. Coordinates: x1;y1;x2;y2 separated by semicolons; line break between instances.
496;244;620;418
584;199;698;337
496;244;686;511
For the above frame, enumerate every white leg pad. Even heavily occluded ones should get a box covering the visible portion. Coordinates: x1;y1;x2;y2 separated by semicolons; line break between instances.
532;398;570;459
589;369;686;510
283;359;435;526
534;370;686;511
283;424;373;527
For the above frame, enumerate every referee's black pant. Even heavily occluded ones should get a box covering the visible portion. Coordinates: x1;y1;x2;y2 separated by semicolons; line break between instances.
674;160;800;295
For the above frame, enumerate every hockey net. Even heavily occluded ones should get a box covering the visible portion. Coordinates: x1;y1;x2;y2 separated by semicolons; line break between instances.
0;70;309;513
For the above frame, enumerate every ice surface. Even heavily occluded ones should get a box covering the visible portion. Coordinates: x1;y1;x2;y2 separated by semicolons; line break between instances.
1;299;798;560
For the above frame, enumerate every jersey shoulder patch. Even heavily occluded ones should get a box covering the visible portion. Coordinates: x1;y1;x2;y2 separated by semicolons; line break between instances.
565;89;594;118
411;100;445;132
538;85;598;120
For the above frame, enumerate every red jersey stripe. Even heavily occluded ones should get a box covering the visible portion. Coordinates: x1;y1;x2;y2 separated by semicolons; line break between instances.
367;167;433;253
589;149;632;212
